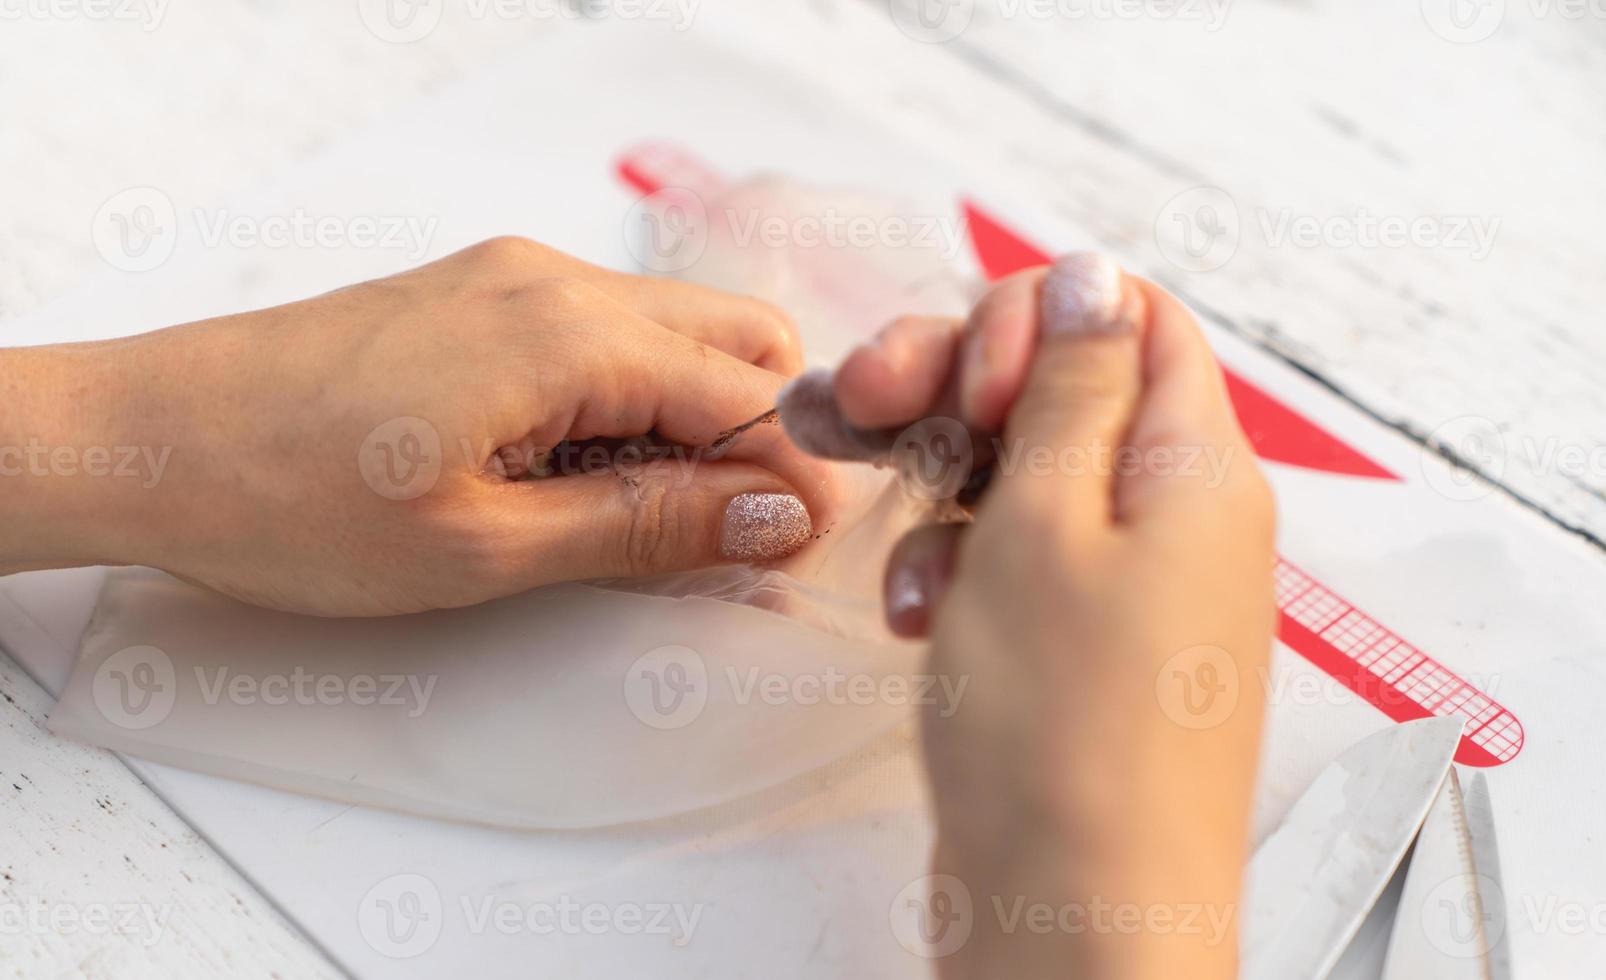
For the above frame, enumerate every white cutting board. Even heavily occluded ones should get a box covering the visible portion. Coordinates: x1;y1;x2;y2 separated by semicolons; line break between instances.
3;17;1604;978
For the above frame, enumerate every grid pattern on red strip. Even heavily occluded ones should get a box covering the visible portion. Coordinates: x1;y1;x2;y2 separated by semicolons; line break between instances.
1274;560;1521;762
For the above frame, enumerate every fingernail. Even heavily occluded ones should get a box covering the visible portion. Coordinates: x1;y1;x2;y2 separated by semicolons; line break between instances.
884;560;932;638
1041;252;1127;336
720;493;812;562
777;369;899;462
883;524;963;639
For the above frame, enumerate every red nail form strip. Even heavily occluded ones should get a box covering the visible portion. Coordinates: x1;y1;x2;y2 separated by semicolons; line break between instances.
1276;559;1522;766
613;141;1524;766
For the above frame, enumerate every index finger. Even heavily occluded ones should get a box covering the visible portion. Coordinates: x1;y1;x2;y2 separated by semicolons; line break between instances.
545;288;839;517
452;238;806;375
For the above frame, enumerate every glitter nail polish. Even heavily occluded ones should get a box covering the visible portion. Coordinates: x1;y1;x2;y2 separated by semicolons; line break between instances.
720;493;812;562
1041;252;1127;336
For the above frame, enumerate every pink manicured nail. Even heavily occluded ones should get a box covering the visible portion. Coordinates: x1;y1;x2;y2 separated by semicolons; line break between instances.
1041;252;1127;336
884;560;932;637
776;369;899;462
720;493;812;562
882;524;963;639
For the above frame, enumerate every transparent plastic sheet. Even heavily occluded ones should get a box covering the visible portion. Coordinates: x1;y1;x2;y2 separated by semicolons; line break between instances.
660;175;976;365
50;475;928;829
48;176;979;829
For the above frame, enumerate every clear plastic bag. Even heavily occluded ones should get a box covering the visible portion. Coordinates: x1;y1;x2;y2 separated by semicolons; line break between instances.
49;175;975;829
52;477;934;829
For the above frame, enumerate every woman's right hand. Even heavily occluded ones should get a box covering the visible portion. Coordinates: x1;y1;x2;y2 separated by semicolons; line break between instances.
834;255;1277;980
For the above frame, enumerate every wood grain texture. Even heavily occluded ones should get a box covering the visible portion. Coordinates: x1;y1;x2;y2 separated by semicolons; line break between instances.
868;0;1606;544
0;2;1601;974
3;2;1599;540
0;642;339;978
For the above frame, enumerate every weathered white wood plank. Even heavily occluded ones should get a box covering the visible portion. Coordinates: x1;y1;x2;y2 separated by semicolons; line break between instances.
3;2;1601;542
870;0;1606;543
0;635;340;978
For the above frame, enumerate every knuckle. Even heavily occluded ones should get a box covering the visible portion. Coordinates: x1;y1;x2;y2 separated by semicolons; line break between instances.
526;273;603;306
753;301;802;356
1054;366;1129;410
464;235;551;274
511;275;605;321
619;481;681;576
1010;366;1119;441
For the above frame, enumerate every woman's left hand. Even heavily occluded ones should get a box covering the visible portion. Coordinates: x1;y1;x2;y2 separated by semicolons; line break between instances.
0;237;835;615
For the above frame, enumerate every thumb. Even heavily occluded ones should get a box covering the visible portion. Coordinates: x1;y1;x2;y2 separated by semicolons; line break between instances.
1000;253;1148;531
484;459;814;586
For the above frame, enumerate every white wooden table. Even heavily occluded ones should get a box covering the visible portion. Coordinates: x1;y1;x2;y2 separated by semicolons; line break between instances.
2;1;1602;975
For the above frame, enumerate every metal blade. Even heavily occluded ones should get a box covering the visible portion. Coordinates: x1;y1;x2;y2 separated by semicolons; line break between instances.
1462;772;1511;980
1242;717;1464;980
1380;768;1500;979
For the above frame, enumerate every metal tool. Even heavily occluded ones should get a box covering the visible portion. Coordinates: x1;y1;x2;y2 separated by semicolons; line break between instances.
1241;716;1465;980
1380;768;1508;980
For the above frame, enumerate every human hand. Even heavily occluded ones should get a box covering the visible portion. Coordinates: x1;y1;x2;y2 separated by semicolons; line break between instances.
1;237;834;615
832;255;1276;979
